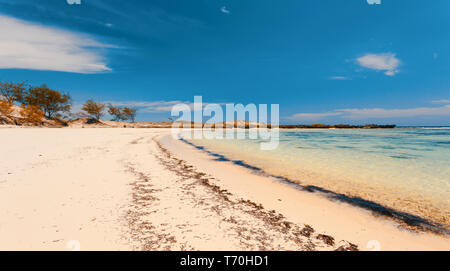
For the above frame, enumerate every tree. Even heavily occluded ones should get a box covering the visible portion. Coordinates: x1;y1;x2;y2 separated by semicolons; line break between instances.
107;104;126;121
0;100;13;116
107;105;137;122
0;81;26;104
20;105;44;125
24;85;71;119
82;99;105;121
123;107;137;123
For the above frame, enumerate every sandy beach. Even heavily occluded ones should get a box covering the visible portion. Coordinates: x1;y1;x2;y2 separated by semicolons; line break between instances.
0;128;448;251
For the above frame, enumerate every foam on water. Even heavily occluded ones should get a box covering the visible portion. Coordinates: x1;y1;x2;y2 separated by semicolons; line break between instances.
188;128;450;228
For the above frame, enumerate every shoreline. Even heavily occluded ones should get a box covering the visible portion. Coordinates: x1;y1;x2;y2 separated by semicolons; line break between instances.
159;133;450;250
0;128;448;250
176;137;449;235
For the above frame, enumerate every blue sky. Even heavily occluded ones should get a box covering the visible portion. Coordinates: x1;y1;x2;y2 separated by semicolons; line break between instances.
0;0;449;125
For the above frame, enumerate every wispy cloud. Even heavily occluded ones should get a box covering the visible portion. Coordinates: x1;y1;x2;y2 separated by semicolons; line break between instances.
339;105;450;119
367;0;381;5
431;99;450;104
288;112;342;121
288;105;450;121
356;53;400;76
105;100;230;113
105;101;184;113
329;76;350;80
88;1;204;30
0;14;112;73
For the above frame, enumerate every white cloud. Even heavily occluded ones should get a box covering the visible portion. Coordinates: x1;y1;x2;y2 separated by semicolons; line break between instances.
220;6;230;14
288;105;450;121
357;53;400;76
0;15;112;73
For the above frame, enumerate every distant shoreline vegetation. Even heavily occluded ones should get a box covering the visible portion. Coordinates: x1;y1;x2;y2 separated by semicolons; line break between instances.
278;124;396;129
172;122;396;129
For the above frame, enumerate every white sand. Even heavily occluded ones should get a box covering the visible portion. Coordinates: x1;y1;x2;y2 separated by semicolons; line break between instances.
0;128;448;251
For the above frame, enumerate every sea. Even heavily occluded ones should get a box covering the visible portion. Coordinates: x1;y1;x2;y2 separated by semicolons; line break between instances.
186;127;450;231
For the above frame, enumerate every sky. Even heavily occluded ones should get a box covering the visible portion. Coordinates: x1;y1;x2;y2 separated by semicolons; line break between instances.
0;0;449;125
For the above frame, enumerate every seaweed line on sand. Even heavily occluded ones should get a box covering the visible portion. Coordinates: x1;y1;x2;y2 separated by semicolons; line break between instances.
124;163;181;250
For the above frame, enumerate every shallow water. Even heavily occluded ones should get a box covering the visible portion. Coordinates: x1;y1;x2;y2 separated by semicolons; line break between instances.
187;128;450;228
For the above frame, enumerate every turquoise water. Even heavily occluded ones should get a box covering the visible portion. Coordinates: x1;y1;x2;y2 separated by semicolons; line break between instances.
187;128;450;227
